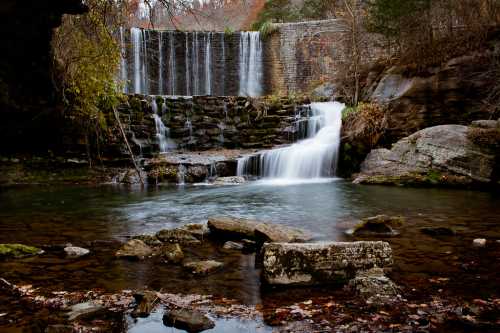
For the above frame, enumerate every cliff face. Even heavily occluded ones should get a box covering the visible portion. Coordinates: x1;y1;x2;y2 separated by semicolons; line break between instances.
339;40;500;178
0;0;87;153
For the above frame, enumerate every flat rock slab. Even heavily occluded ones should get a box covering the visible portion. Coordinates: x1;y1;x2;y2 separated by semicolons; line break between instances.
163;309;215;332
207;216;259;239
261;241;393;286
207;216;312;243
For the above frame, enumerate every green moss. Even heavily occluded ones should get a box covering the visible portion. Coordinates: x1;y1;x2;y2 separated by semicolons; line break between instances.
0;244;42;259
425;170;443;184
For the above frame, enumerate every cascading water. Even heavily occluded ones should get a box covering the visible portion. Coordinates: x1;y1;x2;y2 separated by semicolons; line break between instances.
239;31;263;97
237;102;344;180
122;28;263;96
151;99;169;153
169;31;176;95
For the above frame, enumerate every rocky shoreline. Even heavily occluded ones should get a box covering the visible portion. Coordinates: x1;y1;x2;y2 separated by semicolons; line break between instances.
2;216;499;332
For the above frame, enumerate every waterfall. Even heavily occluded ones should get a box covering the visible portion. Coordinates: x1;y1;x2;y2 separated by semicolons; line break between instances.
151;99;169;153
158;31;163;95
185;32;191;95
132;28;142;94
205;32;212;95
169;31;176;95
237;102;344;180
122;29;263;96
239;32;263;97
220;33;225;96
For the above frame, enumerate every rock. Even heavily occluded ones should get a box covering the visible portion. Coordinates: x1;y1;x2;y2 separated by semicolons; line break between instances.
156;229;201;245
254;223;313;243
241;239;257;252
185;165;208;183
163;309;215;332
420;227;456;237
64;246;90;258
261;241;393;286
222;241;244;250
347;267;400;306
471;120;498;129
353;125;498;187
207;216;259;240
207;216;311;244
65;302;106;321
132;290;158;318
311;82;336;98
179;223;210;240
473;238;487;247
183;260;224;275
159;243;184;263
213;176;246;185
0;244;43;259
132;235;162;247
115;239;153;260
350;215;404;236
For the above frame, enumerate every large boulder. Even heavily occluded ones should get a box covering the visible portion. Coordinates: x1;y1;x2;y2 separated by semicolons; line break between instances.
254;223;313;243
354;124;499;187
261;242;393;286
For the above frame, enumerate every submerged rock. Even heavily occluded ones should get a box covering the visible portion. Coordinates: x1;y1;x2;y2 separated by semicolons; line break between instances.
0;243;43;259
115;239;153;260
350;215;404;236
183;260;224;275
163;309;215;332
65;302;106;321
473;238;487;247
159;243;184;264
347;267;400;306
212;176;246;185
420;227;456;237
156;229;201;245
132;234;162;247
64;246;90;258
261;241;393;286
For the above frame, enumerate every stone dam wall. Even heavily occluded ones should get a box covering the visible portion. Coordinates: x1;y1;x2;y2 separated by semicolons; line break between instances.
117;94;315;156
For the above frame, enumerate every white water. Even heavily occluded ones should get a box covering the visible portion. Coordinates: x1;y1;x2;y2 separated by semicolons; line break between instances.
237;102;344;181
151;99;174;153
239;32;263;97
158;31;163;95
205;32;212;95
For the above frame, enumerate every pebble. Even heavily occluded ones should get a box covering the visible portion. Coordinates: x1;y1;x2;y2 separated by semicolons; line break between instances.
472;238;486;247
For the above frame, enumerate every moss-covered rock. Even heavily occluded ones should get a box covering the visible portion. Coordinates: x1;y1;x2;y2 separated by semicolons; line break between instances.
0;244;43;259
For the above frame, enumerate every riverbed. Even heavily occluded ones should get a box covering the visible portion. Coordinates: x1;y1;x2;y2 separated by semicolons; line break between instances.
1;181;499;331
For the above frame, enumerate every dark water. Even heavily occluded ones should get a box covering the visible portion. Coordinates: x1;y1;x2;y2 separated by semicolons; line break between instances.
1;181;500;331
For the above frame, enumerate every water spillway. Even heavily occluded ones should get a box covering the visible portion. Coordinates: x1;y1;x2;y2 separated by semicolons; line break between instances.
237;102;344;180
120;28;264;97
